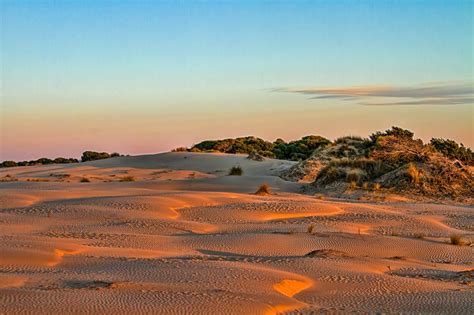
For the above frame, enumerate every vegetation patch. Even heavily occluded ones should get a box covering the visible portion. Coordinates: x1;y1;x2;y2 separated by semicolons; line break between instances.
255;183;271;195
120;176;136;182
228;166;243;176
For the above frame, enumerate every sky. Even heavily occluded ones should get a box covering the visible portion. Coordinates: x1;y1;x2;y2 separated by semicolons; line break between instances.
1;0;473;161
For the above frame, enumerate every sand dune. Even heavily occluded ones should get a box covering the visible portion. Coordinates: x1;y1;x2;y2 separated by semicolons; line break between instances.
0;152;472;314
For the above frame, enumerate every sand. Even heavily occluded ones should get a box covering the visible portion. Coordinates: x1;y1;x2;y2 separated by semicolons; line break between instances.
0;152;472;314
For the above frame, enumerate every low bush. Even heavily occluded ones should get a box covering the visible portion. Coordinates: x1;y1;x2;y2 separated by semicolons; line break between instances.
228;166;243;176
81;151;111;162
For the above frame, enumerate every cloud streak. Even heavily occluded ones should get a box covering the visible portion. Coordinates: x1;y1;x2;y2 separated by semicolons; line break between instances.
276;82;474;106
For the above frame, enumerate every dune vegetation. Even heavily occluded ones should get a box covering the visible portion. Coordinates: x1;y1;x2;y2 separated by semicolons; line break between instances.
1;151;122;168
173;127;473;200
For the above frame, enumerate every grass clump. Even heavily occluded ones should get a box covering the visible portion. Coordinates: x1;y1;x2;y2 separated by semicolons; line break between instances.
255;183;271;195
228;166;243;176
449;235;465;246
120;176;135;182
407;163;421;184
307;224;316;234
413;233;425;239
349;181;357;190
80;177;90;183
0;174;18;182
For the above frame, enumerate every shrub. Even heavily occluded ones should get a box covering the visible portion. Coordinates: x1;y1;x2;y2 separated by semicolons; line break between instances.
81;151;111;162
346;169;364;184
371;135;431;167
362;182;369;190
53;157;79;164
80;177;90;183
110;152;120;157
172;147;188;152
255;183;271;195
307;224;316;234
370;126;414;143
120;176;135;182
190;135;331;161
1;161;17;168
35;158;54;165
315;166;345;185
228;166;243;176
373;183;381;191
430;138;473;165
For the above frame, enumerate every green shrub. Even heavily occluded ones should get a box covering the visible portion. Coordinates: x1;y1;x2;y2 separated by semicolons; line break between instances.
430;138;473;165
190;135;331;161
53;157;79;164
0;161;17;168
370;126;414;143
81;151;111;162
228;166;243;176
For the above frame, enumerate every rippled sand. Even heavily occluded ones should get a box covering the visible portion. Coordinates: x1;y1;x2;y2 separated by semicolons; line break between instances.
0;152;472;314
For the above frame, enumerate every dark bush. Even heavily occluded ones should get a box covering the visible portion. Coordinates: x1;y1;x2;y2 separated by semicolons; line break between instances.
53;157;79;164
0;161;17;168
430;138;473;165
190;135;331;161
81;151;111;162
370;126;414;143
228;166;243;176
35;158;54;165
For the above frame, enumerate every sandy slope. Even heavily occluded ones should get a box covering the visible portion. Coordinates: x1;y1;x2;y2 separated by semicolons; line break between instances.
0;152;472;314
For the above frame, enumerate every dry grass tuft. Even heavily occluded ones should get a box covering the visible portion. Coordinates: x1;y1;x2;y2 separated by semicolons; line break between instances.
373;183;381;191
407;163;421;184
120;176;135;182
349;181;357;190
414;232;425;239
255;183;271;195
449;235;466;246
307;224;316;234
0;174;18;182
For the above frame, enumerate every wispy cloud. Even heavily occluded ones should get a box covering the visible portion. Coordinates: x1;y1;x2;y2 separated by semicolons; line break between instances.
275;82;474;106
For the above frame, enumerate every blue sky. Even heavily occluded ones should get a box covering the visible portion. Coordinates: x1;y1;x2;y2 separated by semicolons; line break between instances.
1;0;473;160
